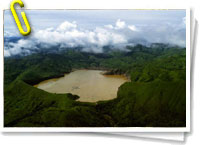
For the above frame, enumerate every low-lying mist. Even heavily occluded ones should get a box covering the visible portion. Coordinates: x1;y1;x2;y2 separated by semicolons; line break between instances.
4;19;186;57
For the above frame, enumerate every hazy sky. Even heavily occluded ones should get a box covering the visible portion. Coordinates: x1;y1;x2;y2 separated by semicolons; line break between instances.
4;9;186;56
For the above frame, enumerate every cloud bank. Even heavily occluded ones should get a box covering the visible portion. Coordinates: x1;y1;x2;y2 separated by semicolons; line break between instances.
4;18;186;57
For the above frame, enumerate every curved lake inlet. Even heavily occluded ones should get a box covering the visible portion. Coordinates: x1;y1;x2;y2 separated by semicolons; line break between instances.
34;70;128;102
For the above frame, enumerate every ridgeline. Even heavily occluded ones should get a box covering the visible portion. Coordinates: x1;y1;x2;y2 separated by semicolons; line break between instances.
4;44;186;127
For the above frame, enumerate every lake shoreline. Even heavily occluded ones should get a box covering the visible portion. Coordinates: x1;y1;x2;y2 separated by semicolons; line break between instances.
34;69;129;102
29;67;130;86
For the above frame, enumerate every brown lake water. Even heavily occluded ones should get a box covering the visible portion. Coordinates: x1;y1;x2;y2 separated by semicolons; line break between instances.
34;70;128;102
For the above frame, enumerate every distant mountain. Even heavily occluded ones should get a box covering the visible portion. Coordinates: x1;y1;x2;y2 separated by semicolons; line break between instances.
4;43;186;127
4;36;185;57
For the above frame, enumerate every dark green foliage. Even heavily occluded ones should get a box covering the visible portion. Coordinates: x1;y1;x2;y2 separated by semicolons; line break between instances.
4;53;72;85
4;44;186;127
97;80;186;127
4;80;110;127
67;93;80;100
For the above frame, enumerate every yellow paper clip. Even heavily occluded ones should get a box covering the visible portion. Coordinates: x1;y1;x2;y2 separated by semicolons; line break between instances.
10;0;31;36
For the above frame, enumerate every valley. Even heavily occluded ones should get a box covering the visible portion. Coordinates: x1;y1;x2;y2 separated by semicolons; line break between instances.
4;44;186;127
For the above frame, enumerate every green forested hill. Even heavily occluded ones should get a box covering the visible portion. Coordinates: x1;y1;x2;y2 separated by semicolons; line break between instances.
4;44;186;127
97;80;186;127
4;80;110;127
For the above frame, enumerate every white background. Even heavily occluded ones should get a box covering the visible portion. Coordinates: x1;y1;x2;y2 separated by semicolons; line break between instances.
0;0;199;144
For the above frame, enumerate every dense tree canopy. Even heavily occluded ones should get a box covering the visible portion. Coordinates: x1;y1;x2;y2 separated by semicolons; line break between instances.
4;44;186;127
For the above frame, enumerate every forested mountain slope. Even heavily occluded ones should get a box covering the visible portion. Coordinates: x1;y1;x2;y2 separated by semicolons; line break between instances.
4;44;186;127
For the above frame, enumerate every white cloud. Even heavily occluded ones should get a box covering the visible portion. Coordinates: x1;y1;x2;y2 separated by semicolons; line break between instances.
105;20;138;32
115;19;126;29
4;18;186;57
4;20;129;56
56;21;77;31
128;25;138;31
4;39;35;57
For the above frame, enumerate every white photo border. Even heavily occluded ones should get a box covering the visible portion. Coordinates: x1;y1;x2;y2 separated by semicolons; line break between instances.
0;7;190;132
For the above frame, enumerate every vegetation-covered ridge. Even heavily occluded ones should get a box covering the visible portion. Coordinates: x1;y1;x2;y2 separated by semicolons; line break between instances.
4;44;186;127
